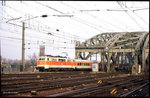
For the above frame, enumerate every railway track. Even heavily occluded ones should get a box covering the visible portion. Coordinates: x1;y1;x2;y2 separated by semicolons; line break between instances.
1;71;90;78
47;76;148;97
1;72;122;84
1;72;126;95
1;72;125;94
120;82;149;97
1;72;148;97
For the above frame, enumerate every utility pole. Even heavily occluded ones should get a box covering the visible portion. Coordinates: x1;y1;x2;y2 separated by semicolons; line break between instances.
21;22;25;72
20;15;47;72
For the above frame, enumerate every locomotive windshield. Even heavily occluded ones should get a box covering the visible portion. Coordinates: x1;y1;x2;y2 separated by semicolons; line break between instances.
39;58;45;61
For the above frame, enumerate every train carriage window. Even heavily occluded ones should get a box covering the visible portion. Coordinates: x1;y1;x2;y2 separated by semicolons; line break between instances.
82;63;84;66
47;58;49;61
68;60;71;62
78;62;81;66
52;58;57;61
80;63;82;66
59;59;65;62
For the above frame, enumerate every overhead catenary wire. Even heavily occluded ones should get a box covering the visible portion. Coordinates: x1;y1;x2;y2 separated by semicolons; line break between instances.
35;1;105;33
1;1;149;59
0;31;77;53
119;1;148;26
65;1;148;32
0;36;76;50
1;17;79;43
77;10;129;32
0;24;76;51
61;2;114;32
0;22;76;45
82;2;134;32
1;1;148;41
0;36;75;49
1;1;149;34
60;2;128;32
2;4;84;42
24;1;99;38
1;18;76;49
116;1;145;31
22;1;86;40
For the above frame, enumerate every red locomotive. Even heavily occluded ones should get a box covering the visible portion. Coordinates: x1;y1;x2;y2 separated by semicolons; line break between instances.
36;55;93;71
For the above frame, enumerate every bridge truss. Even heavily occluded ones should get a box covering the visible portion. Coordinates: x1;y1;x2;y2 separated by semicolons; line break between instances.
75;31;149;73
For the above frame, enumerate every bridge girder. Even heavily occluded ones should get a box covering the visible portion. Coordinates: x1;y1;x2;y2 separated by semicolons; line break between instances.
75;31;149;73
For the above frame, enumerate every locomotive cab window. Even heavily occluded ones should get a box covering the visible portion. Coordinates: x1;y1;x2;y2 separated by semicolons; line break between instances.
39;58;45;61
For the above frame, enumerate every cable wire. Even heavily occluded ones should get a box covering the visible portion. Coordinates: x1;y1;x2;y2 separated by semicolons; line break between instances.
117;1;145;31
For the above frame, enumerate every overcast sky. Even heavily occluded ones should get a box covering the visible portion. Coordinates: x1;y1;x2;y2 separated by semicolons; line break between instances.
0;1;149;60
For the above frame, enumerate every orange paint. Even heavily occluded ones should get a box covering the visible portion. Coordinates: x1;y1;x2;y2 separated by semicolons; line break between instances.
37;61;78;66
37;58;93;69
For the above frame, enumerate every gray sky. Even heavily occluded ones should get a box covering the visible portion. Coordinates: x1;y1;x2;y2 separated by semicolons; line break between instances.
0;1;149;60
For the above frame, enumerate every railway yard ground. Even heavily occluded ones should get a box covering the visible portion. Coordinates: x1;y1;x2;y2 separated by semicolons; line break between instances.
1;71;149;97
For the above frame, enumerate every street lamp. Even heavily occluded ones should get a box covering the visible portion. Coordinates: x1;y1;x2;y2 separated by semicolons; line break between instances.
21;15;47;72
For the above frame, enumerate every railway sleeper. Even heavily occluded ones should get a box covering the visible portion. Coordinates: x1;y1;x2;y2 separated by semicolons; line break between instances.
46;77;146;97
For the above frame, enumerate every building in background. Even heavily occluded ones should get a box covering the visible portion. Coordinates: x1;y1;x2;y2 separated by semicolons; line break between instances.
39;45;45;56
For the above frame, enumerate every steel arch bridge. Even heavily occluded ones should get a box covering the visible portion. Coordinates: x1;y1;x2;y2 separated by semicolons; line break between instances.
75;31;149;73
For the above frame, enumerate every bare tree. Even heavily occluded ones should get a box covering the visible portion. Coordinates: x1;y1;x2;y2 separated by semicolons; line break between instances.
2;53;38;72
28;53;38;66
26;53;38;72
2;58;21;72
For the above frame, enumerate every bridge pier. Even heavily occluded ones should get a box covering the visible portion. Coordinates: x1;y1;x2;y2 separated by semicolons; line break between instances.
100;52;105;72
107;52;112;73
